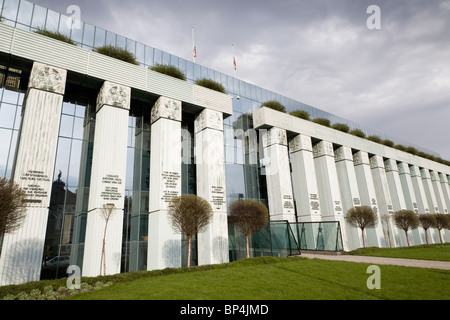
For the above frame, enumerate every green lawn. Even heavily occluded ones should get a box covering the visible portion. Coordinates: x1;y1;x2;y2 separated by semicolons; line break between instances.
344;243;450;261
67;255;450;300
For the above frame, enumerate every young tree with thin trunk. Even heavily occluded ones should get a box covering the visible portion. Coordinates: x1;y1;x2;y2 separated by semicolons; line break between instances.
418;214;437;245
99;203;116;276
393;210;419;247
228;199;268;258
168;195;213;267
433;213;450;244
346;206;378;248
0;178;26;237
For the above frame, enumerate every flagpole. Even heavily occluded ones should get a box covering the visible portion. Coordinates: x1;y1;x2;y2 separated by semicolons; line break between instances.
192;27;196;63
232;44;236;78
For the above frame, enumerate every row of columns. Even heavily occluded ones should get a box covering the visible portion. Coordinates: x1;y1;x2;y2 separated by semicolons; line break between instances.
0;62;229;285
262;127;450;252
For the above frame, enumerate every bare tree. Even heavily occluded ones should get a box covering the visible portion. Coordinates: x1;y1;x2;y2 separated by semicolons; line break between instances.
380;214;393;248
99;203;117;275
228;199;268;258
168;195;213;267
346;206;378;248
393;210;419;247
0;178;26;237
433;213;450;244
418;214;437;245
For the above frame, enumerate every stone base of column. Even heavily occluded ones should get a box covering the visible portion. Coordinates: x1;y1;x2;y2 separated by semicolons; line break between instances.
147;211;182;270
198;211;229;265
82;209;124;277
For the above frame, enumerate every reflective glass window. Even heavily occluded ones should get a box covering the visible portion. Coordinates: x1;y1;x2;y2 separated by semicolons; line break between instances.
83;23;95;47
59;114;74;138
144;46;153;66
16;0;33;26
67;139;82;186
2;89;19;104
94;27;106;48
0;128;12;177
58;14;72;38
105;31;116;46
2;0;19;21
126;39;136;56
70;21;83;43
72;117;84;140
0;103;16;129
135;42;145;65
30;4;46;29
45;9;60;32
116;34;125;49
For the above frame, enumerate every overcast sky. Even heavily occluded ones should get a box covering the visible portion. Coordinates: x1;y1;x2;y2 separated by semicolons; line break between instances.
30;0;450;160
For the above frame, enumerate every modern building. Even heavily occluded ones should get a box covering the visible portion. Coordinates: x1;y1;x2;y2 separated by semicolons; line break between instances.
0;0;449;286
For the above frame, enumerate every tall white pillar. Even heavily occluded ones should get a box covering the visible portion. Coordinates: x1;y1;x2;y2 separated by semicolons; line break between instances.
384;159;409;246
398;162;425;245
262;127;295;222
439;173;450;212
82;81;130;277
312;141;347;250
410;165;436;243
421;168;441;243
147;97;182;270
289;134;321;222
430;171;448;214
0;62;66;285
353;151;385;247
370;155;401;247
334;146;363;250
195;109;229;265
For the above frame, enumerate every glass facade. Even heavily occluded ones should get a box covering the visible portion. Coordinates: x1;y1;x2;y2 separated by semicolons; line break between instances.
0;0;441;279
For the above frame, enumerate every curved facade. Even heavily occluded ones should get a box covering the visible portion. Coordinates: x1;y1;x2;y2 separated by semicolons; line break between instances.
0;0;449;285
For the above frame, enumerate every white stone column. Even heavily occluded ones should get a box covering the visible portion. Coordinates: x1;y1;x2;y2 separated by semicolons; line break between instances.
384;159;409;246
353;151;385;247
370;155;401;247
82;81;130;277
439;173;450;212
147;97;183;270
430;171;448;214
261;127;295;222
312;141;347;250
421;168;441;243
398;162;425;245
288;134;321;222
410;165;436;243
0;62;67;285
334;146;363;250
195;109;229;265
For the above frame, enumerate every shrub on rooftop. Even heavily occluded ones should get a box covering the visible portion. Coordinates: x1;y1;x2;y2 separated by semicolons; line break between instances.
260;100;286;113
150;63;186;80
194;78;226;93
34;28;76;45
94;45;138;65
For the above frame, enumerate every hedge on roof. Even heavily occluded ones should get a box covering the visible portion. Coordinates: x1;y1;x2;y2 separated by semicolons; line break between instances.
94;45;138;65
34;28;76;45
194;78;226;93
150;63;186;80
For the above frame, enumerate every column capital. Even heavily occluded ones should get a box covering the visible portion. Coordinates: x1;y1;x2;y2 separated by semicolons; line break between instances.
398;162;410;175
151;96;181;123
262;127;287;148
439;172;449;184
353;151;370;166
313;140;334;158
370;155;385;169
194;108;223;133
28;62;67;95
334;146;353;162
289;134;312;153
96;81;131;112
430;170;440;182
410;165;421;177
421;168;431;180
384;159;398;172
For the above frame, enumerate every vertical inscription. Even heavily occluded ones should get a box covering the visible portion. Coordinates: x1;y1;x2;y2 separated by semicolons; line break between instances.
161;171;180;203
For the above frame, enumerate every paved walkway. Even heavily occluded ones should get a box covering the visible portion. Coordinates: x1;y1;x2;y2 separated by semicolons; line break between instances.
299;253;450;270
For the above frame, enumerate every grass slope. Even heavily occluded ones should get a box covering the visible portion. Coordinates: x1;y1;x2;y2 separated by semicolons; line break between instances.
67;256;450;300
344;243;450;261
